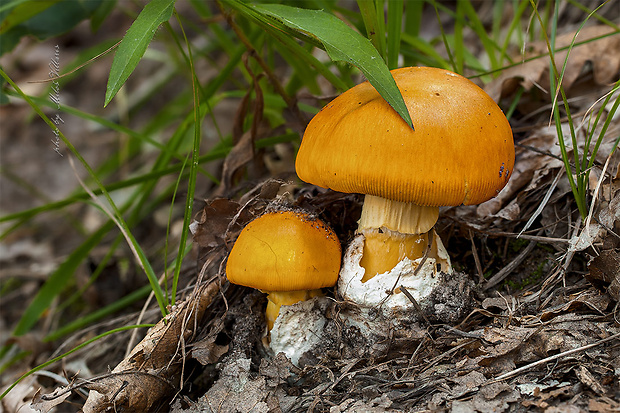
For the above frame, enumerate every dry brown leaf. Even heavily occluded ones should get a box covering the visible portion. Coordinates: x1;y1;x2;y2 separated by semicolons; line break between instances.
587;250;620;301
191;198;248;250
1;376;39;413
215;61;270;197
331;395;396;413
486;25;620;101
575;365;607;396
589;398;620;413
191;339;229;366
540;288;611;321
30;386;71;413
446;370;487;399
181;358;271;413
479;326;538;361
258;352;298;388
191;319;229;365
543;402;582;413
451;384;520;413
81;281;220;412
83;373;173;413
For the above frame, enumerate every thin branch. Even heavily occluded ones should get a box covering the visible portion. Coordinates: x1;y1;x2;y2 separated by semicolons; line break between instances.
490;332;620;383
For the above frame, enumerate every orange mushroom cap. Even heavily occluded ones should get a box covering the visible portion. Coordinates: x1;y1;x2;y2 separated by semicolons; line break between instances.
296;67;515;206
226;211;341;292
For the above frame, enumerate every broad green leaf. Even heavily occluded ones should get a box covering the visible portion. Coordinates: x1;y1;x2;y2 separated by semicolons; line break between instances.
254;3;414;129
105;0;176;106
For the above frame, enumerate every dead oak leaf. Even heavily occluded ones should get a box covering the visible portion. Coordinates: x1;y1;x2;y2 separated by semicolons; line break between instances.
82;372;174;413
82;281;219;412
589;398;620;413
191;319;229;366
540;288;611;321
2;376;39;413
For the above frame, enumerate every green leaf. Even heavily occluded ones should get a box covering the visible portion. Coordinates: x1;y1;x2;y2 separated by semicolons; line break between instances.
105;0;176;106
0;0;103;56
254;3;414;129
0;0;59;34
0;74;8;105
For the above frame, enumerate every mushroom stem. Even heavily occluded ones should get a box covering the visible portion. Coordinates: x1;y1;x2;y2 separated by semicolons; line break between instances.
358;195;439;235
357;195;451;280
265;289;324;331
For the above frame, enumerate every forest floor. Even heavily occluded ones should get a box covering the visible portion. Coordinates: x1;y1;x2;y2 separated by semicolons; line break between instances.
1;2;619;412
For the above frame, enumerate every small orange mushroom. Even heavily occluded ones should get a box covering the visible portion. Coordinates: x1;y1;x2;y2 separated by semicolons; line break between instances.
226;210;341;331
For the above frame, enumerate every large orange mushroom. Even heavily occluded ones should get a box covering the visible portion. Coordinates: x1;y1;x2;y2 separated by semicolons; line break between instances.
296;67;514;313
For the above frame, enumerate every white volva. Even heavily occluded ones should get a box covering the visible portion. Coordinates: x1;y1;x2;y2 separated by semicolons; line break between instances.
268;298;327;366
338;232;452;320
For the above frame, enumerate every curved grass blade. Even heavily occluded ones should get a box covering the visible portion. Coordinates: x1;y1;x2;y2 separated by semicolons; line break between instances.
105;0;176;106
169;12;200;304
11;221;113;337
0;324;154;400
253;3;414;130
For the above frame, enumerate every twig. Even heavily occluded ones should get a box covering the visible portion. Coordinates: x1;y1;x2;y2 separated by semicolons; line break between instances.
400;287;432;327
483;237;539;290
469;230;484;283
518;169;563;237
490;332;620;383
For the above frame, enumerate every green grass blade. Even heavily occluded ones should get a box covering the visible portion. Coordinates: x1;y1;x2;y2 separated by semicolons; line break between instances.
0;324;154;401
170;12;200;303
565;0;619;29
400;32;451;69
499;0;530;67
459;0;500;70
402;0;423;67
357;0;385;61
253;3;414;129
529;0;586;217
0;0;60;33
11;221;113;336
387;0;403;70
585;82;620;171
0;68;168;315
44;285;153;342
105;0;176;106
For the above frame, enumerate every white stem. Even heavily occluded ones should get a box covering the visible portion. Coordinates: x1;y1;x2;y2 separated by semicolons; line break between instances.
358;195;439;234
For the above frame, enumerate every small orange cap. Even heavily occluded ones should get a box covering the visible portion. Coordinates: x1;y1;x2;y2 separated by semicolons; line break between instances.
226;211;341;291
296;67;515;206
